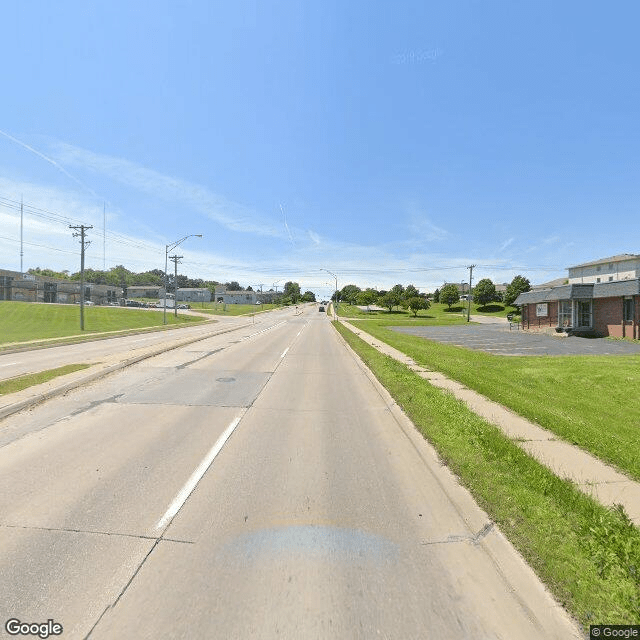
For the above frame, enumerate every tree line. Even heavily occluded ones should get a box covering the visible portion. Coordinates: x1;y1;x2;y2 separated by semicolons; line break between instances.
26;267;315;304
332;275;532;315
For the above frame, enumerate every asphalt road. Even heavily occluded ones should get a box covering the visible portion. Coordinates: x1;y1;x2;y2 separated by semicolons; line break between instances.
0;311;272;381
0;306;580;639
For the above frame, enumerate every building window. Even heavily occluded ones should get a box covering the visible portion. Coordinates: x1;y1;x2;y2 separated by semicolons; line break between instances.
576;300;592;328
558;300;572;327
596;265;601;272
624;298;634;322
536;303;548;317
609;276;614;281
596;277;601;283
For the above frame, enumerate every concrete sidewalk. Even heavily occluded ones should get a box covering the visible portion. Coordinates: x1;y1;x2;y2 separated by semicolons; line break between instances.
340;319;640;526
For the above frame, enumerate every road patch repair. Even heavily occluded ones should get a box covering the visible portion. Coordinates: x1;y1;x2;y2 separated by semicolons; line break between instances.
339;320;640;526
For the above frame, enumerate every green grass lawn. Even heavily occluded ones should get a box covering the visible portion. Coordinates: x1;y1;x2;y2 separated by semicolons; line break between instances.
335;322;640;629
0;364;91;395
0;301;205;345
339;314;640;482
195;303;280;316
336;301;515;323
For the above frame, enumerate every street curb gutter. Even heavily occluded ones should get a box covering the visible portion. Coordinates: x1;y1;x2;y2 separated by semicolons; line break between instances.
330;320;583;640
0;322;251;421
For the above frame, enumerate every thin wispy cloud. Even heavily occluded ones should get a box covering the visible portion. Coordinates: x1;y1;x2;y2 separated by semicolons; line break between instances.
51;143;284;239
280;203;295;246
405;207;449;243
498;237;515;252
0;130;100;198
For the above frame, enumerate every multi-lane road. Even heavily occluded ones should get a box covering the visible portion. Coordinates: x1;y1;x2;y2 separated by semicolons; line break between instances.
0;306;580;639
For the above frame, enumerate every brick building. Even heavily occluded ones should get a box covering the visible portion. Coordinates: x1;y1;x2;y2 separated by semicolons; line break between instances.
515;255;640;339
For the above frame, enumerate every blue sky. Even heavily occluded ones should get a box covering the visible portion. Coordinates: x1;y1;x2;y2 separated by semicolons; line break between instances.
0;1;638;299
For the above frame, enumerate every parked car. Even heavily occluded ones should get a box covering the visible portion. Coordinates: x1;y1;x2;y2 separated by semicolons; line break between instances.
318;306;325;312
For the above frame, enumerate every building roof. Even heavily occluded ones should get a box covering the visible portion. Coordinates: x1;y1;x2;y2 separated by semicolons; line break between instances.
127;284;163;289
568;254;640;270
531;277;567;290
515;278;640;305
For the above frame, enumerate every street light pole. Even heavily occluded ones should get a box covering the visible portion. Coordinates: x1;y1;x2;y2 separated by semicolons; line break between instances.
163;234;202;325
320;268;338;318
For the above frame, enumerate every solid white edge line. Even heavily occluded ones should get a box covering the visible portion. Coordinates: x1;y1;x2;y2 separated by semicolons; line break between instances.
155;409;246;531
280;347;289;359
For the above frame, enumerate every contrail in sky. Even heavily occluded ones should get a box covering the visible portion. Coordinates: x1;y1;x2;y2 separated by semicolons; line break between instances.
280;203;295;246
0;128;99;198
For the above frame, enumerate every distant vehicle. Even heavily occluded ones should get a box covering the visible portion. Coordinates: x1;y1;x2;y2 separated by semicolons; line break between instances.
318;306;325;312
177;304;191;309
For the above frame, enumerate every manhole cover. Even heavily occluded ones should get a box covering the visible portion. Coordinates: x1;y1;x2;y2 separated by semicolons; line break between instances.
216;377;236;383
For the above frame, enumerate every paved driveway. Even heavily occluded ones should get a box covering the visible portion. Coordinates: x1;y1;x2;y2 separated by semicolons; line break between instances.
391;324;640;356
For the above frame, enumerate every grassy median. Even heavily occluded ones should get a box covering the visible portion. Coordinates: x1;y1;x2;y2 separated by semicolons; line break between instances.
0;364;91;395
194;303;280;316
335;321;640;628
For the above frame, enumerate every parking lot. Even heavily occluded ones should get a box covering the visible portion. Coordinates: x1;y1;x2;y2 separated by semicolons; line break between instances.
391;324;640;356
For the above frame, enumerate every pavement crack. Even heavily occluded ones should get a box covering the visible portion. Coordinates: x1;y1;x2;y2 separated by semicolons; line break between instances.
176;347;225;370
69;394;124;417
0;522;193;544
421;522;494;546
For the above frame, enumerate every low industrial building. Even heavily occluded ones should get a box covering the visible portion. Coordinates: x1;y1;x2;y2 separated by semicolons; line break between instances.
175;288;211;303
515;254;640;339
0;269;122;305
127;285;166;299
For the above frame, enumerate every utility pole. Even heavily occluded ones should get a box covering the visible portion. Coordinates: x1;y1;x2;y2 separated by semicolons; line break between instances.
70;225;93;330
466;264;475;322
169;255;182;318
103;202;106;270
20;196;24;274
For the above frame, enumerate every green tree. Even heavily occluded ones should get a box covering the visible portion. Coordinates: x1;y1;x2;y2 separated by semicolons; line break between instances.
379;291;400;312
432;288;440;303
439;283;460;309
403;284;419;300
356;289;378;307
283;281;301;303
403;296;431;317
225;281;242;291
504;275;531;307
301;290;316;302
340;284;361;305
473;278;497;306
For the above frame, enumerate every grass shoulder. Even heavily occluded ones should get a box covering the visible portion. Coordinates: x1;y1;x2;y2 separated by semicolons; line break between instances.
342;317;640;482
195;303;280;316
334;321;640;628
0;364;91;395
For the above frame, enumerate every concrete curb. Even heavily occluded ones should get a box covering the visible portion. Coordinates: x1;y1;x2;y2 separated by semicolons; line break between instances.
0;322;251;421
337;319;640;526
331;319;583;639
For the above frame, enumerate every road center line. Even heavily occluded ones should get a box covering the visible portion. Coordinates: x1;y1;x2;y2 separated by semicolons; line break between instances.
155;409;247;531
0;362;18;368
280;347;289;359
